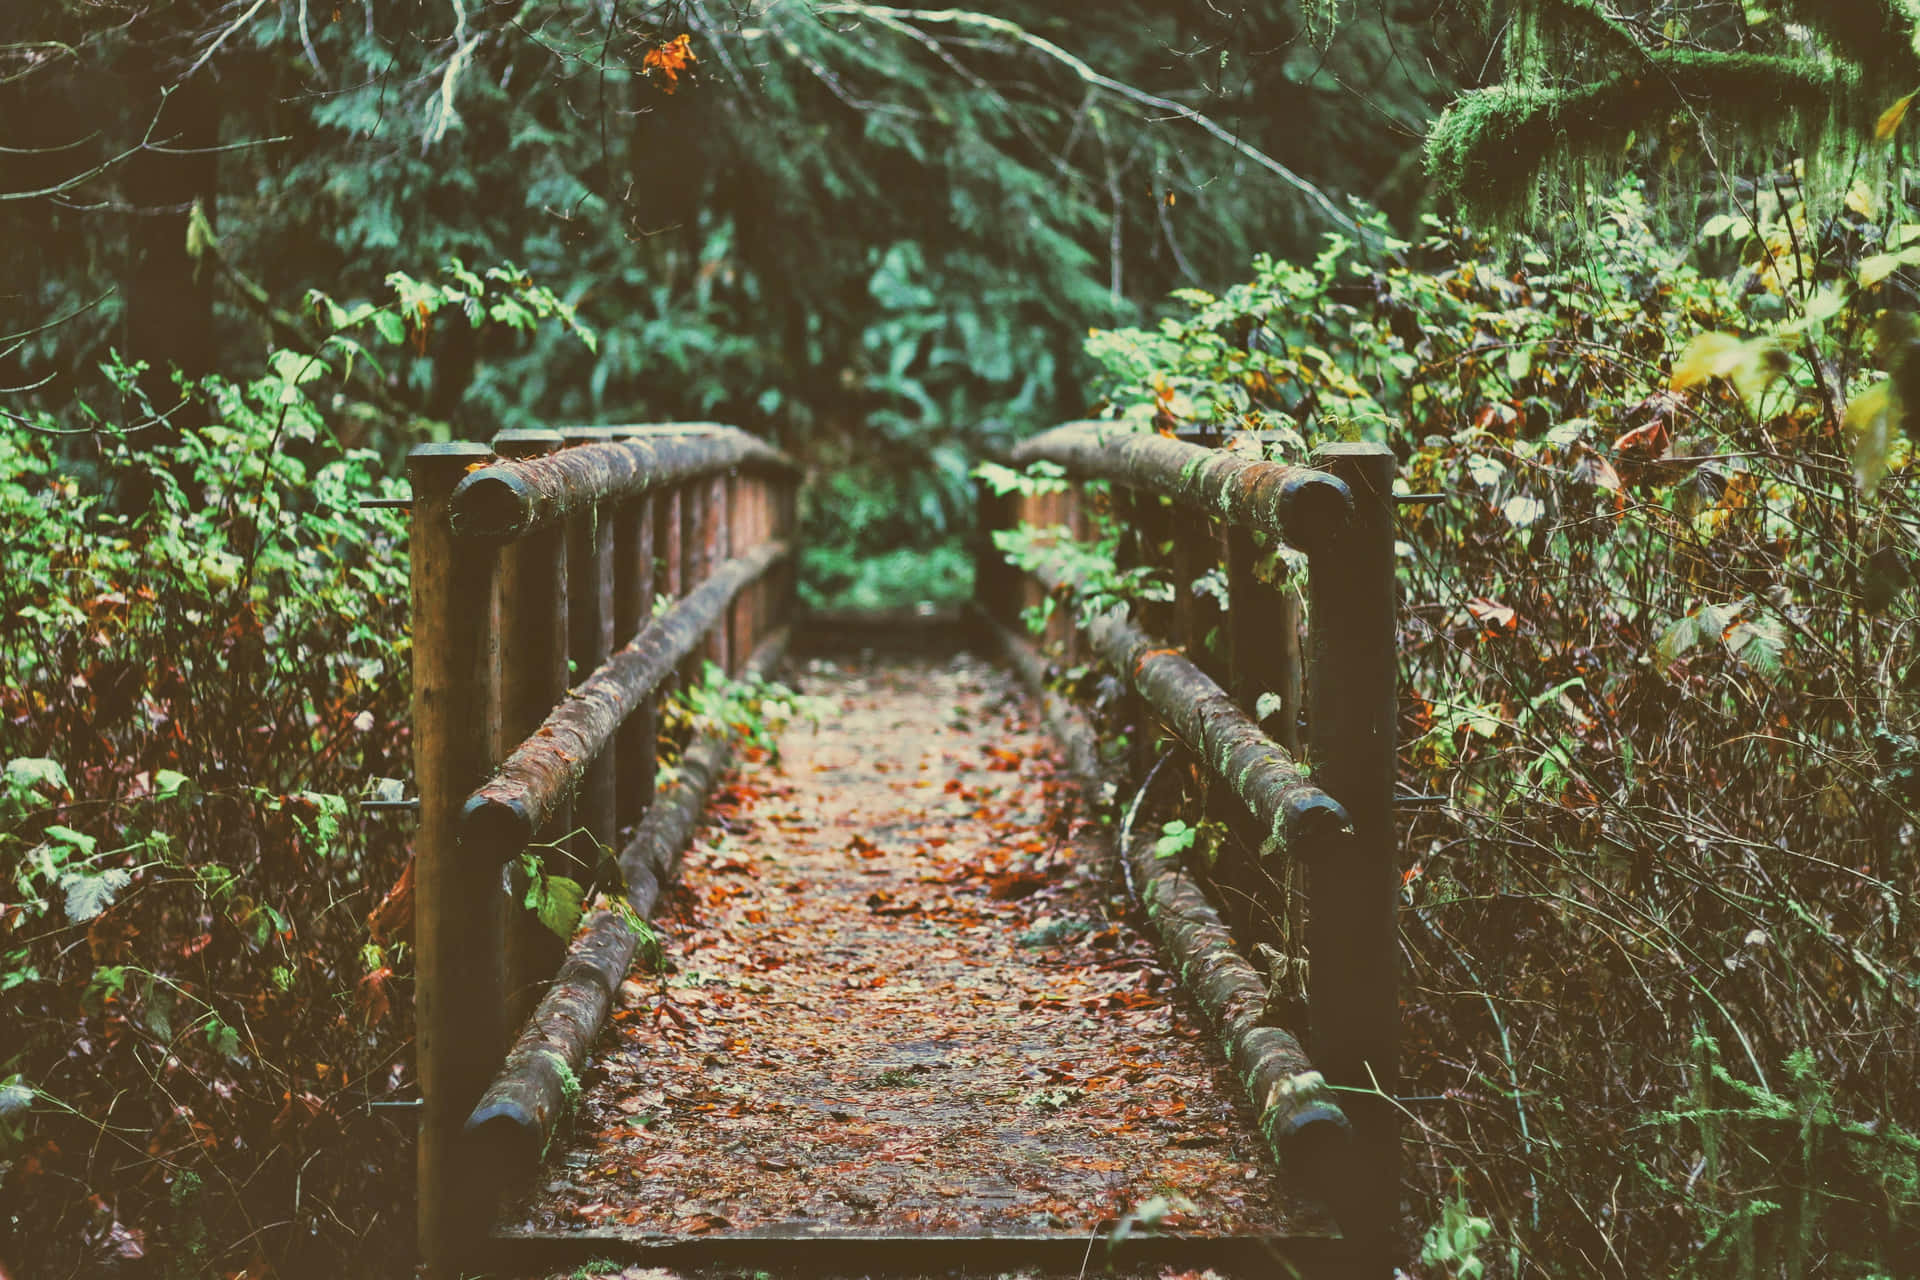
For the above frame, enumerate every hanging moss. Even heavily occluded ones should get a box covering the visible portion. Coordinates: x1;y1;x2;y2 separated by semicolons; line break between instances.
1426;51;1841;227
1420;0;1920;232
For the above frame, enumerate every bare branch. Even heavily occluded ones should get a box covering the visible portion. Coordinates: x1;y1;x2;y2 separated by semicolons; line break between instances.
815;3;1367;239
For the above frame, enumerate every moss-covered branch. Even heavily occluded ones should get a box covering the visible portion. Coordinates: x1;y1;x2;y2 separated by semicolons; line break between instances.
1427;51;1840;224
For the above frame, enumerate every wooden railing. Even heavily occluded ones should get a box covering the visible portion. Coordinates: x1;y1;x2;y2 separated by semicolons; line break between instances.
979;423;1398;1264
405;425;800;1274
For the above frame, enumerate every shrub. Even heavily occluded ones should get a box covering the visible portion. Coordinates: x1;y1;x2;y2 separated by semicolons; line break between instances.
0;263;592;1276
1076;186;1920;1275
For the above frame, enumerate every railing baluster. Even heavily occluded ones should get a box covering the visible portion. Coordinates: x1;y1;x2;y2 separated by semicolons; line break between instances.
708;472;731;673
1306;441;1399;1265
614;489;657;834
681;478;705;687
659;484;684;599
408;441;504;1276
562;431;618;882
492;429;571;1024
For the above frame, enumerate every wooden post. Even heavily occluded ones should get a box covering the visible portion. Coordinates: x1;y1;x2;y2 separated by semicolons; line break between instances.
1107;485;1156;781
409;441;504;1276
681;479;706;693
491;429;570;1025
614;489;657;835
1306;441;1399;1269
562;431;618;882
659;486;684;600
738;476;764;655
708;472;731;673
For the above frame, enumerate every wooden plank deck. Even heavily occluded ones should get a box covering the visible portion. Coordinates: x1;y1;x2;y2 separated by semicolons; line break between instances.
494;652;1338;1274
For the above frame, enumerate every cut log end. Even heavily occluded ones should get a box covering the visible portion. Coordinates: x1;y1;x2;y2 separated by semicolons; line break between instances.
1274;470;1353;553
460;791;536;865
1278;788;1353;852
449;468;535;540
465;1096;546;1172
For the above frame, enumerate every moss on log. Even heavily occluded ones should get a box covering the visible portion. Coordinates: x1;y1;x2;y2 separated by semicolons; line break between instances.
1010;422;1351;553
982;616;1351;1170
461;541;787;863
464;629;791;1173
449;426;798;542
1020;555;1349;865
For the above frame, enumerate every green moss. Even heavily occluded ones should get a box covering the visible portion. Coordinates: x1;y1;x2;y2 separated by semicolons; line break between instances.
1426;52;1839;227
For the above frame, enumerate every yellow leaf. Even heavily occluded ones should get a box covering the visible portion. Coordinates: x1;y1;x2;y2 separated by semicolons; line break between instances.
1670;332;1748;390
1861;252;1904;289
1878;90;1918;141
1848;382;1898;496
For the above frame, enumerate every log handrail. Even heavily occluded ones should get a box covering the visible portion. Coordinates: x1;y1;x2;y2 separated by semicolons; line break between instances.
406;425;800;1276
980;427;1398;1266
1010;421;1353;552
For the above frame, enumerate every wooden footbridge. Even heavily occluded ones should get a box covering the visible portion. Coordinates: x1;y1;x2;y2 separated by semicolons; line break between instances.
403;423;1400;1278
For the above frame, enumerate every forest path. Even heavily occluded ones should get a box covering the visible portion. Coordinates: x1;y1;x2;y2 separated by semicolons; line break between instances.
500;650;1329;1267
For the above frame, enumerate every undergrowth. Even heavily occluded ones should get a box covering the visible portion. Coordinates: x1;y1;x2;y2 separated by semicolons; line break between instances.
0;264;591;1276
1042;182;1920;1276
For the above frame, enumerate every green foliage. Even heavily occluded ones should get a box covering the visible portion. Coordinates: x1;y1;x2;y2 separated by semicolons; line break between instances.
662;662;827;765
1641;1034;1920;1278
1423;1;1920;229
0;273;581;1275
517;850;590;941
1152;818;1226;866
1027;179;1920;1274
1419;1173;1497;1280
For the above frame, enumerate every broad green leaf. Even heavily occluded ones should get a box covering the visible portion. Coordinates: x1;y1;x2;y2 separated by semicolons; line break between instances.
6;757;68;798
1801;288;1848;329
0;1077;32;1117
537;875;587;938
206;1020;246;1063
1860;254;1904;289
44;825;97;856
1656;615;1697;664
1725;616;1786;675
63;868;131;923
269;349;330;385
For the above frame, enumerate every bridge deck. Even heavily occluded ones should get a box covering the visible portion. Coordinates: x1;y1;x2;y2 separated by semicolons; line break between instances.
495;650;1335;1272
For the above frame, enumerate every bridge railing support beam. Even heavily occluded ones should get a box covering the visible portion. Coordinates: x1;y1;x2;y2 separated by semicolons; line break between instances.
409;441;506;1277
1307;441;1400;1267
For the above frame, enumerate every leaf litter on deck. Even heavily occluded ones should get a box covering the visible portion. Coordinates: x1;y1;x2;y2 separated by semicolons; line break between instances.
501;652;1330;1242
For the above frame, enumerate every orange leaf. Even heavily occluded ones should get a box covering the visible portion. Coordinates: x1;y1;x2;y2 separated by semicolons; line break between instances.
1612;420;1669;458
643;33;696;93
